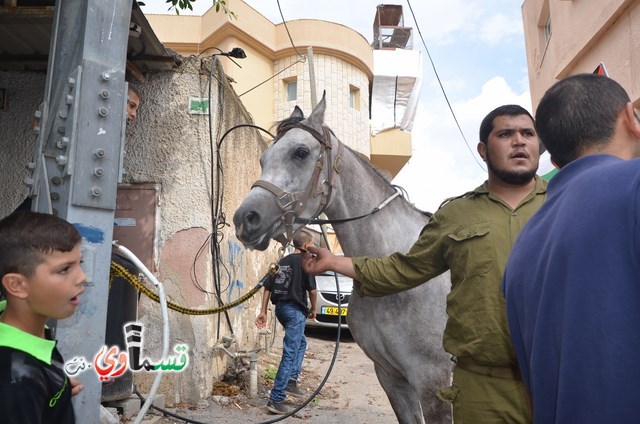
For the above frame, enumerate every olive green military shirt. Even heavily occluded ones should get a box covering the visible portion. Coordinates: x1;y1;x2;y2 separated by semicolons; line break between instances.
353;176;547;367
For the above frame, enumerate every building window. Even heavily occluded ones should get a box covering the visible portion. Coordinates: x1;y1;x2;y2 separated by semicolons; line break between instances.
543;14;552;43
349;85;360;110
284;78;297;101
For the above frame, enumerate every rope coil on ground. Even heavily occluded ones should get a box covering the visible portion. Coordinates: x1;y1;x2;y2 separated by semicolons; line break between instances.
110;261;278;316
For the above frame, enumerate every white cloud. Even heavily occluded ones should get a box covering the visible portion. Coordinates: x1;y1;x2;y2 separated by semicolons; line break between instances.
477;13;525;46
407;0;484;45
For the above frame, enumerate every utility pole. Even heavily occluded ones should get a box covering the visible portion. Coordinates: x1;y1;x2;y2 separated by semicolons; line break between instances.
25;1;132;421
307;46;317;108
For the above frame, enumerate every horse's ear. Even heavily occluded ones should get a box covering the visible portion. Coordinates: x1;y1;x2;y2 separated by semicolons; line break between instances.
290;105;304;119
307;91;326;129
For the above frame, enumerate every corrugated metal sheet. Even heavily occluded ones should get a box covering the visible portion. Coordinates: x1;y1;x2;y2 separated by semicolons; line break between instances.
0;1;179;73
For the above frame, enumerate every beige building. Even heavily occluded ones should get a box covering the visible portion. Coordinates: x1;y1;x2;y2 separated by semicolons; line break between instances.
146;1;418;177
522;0;640;108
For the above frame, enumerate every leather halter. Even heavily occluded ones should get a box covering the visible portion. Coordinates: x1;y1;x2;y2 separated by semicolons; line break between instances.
251;122;344;245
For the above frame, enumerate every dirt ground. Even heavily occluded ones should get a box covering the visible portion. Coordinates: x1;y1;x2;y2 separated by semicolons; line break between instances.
141;327;397;423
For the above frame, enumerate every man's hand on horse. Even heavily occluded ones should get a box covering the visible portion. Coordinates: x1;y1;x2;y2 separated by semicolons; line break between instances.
302;246;358;280
301;245;329;274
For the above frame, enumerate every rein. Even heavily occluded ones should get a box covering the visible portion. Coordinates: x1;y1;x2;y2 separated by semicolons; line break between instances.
295;190;401;225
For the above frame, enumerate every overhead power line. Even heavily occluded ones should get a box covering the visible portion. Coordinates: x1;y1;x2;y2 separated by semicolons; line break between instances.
405;0;486;172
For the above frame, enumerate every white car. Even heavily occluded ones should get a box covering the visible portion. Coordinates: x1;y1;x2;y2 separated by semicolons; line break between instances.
306;271;353;329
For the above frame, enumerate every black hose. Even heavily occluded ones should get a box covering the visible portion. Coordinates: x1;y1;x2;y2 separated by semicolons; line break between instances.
134;388;208;424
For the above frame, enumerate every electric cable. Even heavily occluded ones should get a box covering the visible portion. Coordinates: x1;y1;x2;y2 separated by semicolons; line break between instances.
210;57;232;338
123;26;340;419
238;0;307;98
190;232;216;295
119;121;346;424
253;226;344;424
238;59;305;98
276;0;305;60
204;57;234;338
127;235;342;424
134;389;209;424
405;0;487;172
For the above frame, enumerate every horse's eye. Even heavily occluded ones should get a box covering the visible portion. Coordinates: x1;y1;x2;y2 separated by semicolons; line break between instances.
294;147;309;160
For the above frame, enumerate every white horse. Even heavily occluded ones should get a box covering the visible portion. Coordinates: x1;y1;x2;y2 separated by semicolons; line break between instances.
233;96;451;423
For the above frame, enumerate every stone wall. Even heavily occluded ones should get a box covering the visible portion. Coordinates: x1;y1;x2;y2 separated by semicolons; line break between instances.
122;58;278;405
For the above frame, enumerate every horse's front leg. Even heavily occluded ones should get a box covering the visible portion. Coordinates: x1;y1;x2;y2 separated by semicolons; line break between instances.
374;363;426;424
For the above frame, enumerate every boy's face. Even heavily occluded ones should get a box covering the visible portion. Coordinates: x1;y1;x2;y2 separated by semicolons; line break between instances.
25;243;87;320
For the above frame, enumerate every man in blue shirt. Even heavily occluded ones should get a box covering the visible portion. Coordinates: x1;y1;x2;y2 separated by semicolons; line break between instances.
503;73;640;423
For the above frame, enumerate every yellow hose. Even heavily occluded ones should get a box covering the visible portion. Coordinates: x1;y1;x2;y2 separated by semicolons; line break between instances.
109;261;278;316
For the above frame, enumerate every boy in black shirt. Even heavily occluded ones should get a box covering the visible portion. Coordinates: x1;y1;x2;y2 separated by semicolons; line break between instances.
0;211;86;423
255;230;317;414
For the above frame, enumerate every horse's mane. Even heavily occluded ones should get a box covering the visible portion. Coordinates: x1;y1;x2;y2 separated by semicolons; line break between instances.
272;115;305;139
345;145;392;182
343;144;433;217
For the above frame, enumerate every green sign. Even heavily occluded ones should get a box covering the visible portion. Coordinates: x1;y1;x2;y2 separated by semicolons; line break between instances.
189;97;209;115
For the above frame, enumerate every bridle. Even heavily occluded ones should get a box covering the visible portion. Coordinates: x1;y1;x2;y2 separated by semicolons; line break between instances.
251;121;404;247
251;122;344;245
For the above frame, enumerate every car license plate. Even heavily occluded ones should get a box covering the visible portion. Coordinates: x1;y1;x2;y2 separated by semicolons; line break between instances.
322;306;347;316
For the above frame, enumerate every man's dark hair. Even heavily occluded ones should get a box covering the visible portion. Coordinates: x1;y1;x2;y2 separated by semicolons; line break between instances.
0;212;82;294
535;73;630;167
128;82;141;100
292;229;314;250
479;104;534;144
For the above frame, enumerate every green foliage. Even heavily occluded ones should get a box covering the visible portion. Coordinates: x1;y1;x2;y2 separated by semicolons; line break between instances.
163;0;237;18
263;366;278;382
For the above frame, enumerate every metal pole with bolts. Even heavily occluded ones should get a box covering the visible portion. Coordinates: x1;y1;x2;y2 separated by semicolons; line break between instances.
25;1;133;421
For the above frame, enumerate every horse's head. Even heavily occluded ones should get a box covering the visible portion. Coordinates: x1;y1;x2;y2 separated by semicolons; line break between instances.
233;93;343;250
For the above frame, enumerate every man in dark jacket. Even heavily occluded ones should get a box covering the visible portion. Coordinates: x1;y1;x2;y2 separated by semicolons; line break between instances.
503;73;640;423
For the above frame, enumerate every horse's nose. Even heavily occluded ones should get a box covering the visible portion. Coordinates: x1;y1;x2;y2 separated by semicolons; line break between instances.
233;207;262;237
244;210;261;228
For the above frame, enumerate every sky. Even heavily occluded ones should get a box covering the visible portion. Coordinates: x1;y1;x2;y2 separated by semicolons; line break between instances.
141;0;532;212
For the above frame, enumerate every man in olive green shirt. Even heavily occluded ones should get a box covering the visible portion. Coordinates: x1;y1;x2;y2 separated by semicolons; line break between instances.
303;104;546;423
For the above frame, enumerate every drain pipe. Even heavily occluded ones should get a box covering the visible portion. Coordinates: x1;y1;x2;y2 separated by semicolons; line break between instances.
113;242;170;424
257;328;271;355
247;351;258;398
213;339;260;398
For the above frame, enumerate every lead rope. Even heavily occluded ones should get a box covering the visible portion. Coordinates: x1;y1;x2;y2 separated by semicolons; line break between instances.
110;261;279;315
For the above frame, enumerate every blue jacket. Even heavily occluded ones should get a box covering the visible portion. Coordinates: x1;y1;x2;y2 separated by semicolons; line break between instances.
504;154;640;423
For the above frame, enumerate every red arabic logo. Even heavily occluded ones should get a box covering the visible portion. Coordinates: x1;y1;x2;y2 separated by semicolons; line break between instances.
63;322;190;382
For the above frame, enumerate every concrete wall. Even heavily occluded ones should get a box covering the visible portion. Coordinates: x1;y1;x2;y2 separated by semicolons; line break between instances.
123;58;278;405
522;0;640;108
0;61;278;406
0;71;46;215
